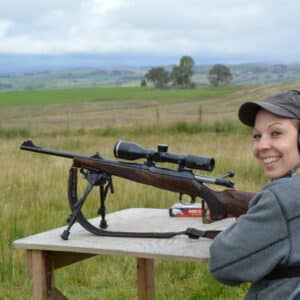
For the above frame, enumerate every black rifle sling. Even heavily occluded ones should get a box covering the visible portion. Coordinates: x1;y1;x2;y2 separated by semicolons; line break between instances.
65;166;220;240
264;266;300;280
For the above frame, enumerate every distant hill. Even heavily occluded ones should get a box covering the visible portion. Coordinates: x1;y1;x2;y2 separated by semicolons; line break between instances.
0;68;148;91
194;63;300;86
0;54;299;91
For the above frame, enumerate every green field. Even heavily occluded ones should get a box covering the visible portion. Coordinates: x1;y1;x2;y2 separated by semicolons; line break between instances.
0;86;238;107
1;83;297;133
1;83;298;299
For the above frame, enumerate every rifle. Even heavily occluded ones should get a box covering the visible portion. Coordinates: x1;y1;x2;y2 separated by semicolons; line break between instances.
20;140;255;240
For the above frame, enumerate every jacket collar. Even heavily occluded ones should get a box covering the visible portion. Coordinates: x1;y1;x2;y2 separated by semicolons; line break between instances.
284;164;300;178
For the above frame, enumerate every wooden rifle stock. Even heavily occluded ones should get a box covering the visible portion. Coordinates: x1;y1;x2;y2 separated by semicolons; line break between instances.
213;189;256;217
73;157;255;220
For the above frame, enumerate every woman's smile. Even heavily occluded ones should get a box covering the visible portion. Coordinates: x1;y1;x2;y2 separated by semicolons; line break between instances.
262;156;281;165
253;109;300;179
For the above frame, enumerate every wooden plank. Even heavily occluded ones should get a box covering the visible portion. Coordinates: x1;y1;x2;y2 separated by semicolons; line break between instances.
31;250;49;300
14;209;235;262
15;209;235;300
137;258;155;300
50;251;96;269
29;250;69;300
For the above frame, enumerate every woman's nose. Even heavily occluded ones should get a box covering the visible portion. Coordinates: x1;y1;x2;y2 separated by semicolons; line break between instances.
255;136;271;152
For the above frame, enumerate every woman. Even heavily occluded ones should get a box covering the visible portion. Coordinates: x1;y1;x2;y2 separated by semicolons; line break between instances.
209;90;300;300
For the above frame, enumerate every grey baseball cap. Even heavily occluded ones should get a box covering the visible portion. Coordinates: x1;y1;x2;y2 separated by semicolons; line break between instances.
238;90;300;127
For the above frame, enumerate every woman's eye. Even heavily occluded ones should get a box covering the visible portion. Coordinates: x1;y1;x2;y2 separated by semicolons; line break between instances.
271;131;281;137
253;133;260;140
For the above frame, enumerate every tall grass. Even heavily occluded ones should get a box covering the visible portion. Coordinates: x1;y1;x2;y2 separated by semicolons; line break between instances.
0;127;32;138
0;119;251;139
2;123;265;299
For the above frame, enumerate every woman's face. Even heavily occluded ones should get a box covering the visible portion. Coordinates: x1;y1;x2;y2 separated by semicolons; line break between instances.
252;109;300;179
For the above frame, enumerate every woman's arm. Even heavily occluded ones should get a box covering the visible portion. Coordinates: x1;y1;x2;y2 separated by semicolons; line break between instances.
209;189;289;285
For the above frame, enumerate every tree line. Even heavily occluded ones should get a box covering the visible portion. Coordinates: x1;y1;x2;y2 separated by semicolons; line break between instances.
142;56;232;89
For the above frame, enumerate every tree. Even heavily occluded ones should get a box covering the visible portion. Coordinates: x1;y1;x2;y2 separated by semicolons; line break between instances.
171;56;195;88
208;64;233;87
145;67;170;88
140;79;147;87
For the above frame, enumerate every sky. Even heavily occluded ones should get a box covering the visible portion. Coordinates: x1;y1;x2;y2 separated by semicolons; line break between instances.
0;0;299;65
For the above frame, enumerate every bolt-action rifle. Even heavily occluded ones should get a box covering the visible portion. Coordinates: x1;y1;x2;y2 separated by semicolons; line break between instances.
20;140;255;240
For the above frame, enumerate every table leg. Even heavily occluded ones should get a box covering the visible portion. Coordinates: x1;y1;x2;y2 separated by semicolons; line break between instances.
137;258;155;300
28;250;68;300
29;250;50;300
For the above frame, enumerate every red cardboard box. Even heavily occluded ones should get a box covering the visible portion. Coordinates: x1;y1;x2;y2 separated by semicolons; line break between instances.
169;203;210;218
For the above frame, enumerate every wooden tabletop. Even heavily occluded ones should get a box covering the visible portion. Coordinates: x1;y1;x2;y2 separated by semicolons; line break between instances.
13;208;235;262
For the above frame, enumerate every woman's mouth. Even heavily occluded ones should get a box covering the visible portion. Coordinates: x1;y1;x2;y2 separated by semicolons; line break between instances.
262;156;281;164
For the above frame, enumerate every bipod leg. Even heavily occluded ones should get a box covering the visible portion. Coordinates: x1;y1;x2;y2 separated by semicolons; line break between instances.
97;175;113;229
98;185;108;229
61;182;94;240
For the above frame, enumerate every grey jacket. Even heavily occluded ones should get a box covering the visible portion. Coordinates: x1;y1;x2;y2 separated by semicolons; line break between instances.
209;175;300;300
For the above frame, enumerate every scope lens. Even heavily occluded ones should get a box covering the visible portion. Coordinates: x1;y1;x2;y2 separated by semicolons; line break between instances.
114;140;150;160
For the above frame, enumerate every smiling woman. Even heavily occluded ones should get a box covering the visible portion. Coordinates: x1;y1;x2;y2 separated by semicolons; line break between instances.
209;90;300;300
252;110;300;179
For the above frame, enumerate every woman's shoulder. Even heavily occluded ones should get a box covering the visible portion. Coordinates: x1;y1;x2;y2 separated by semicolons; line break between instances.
258;175;300;219
262;175;300;192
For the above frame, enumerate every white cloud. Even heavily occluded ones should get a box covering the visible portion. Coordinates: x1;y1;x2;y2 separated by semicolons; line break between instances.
0;0;299;62
87;0;125;15
0;19;12;38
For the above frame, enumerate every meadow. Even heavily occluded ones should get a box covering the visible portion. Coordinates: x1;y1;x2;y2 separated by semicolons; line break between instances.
1;83;298;299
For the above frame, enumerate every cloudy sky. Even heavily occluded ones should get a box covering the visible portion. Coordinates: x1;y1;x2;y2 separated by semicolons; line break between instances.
0;0;299;65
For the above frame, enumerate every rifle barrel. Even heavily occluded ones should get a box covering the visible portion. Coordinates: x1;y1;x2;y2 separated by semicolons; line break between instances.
20;140;90;160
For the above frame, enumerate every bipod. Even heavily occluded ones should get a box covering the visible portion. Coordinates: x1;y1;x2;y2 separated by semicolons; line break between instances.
80;167;114;229
64;166;219;240
61;166;114;240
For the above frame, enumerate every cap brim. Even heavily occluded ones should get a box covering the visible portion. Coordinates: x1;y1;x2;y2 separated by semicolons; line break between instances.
238;101;297;127
238;102;261;127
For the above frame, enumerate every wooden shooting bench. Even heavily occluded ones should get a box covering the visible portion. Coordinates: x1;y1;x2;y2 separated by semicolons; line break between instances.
13;208;234;300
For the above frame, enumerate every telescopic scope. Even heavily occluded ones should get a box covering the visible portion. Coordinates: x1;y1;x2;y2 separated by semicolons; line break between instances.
114;140;215;171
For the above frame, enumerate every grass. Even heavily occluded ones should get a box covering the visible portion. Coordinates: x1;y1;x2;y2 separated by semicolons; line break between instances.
0;86;237;107
3;126;264;299
2;83;295;299
0;119;251;139
1;83;299;132
2;83;300;133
